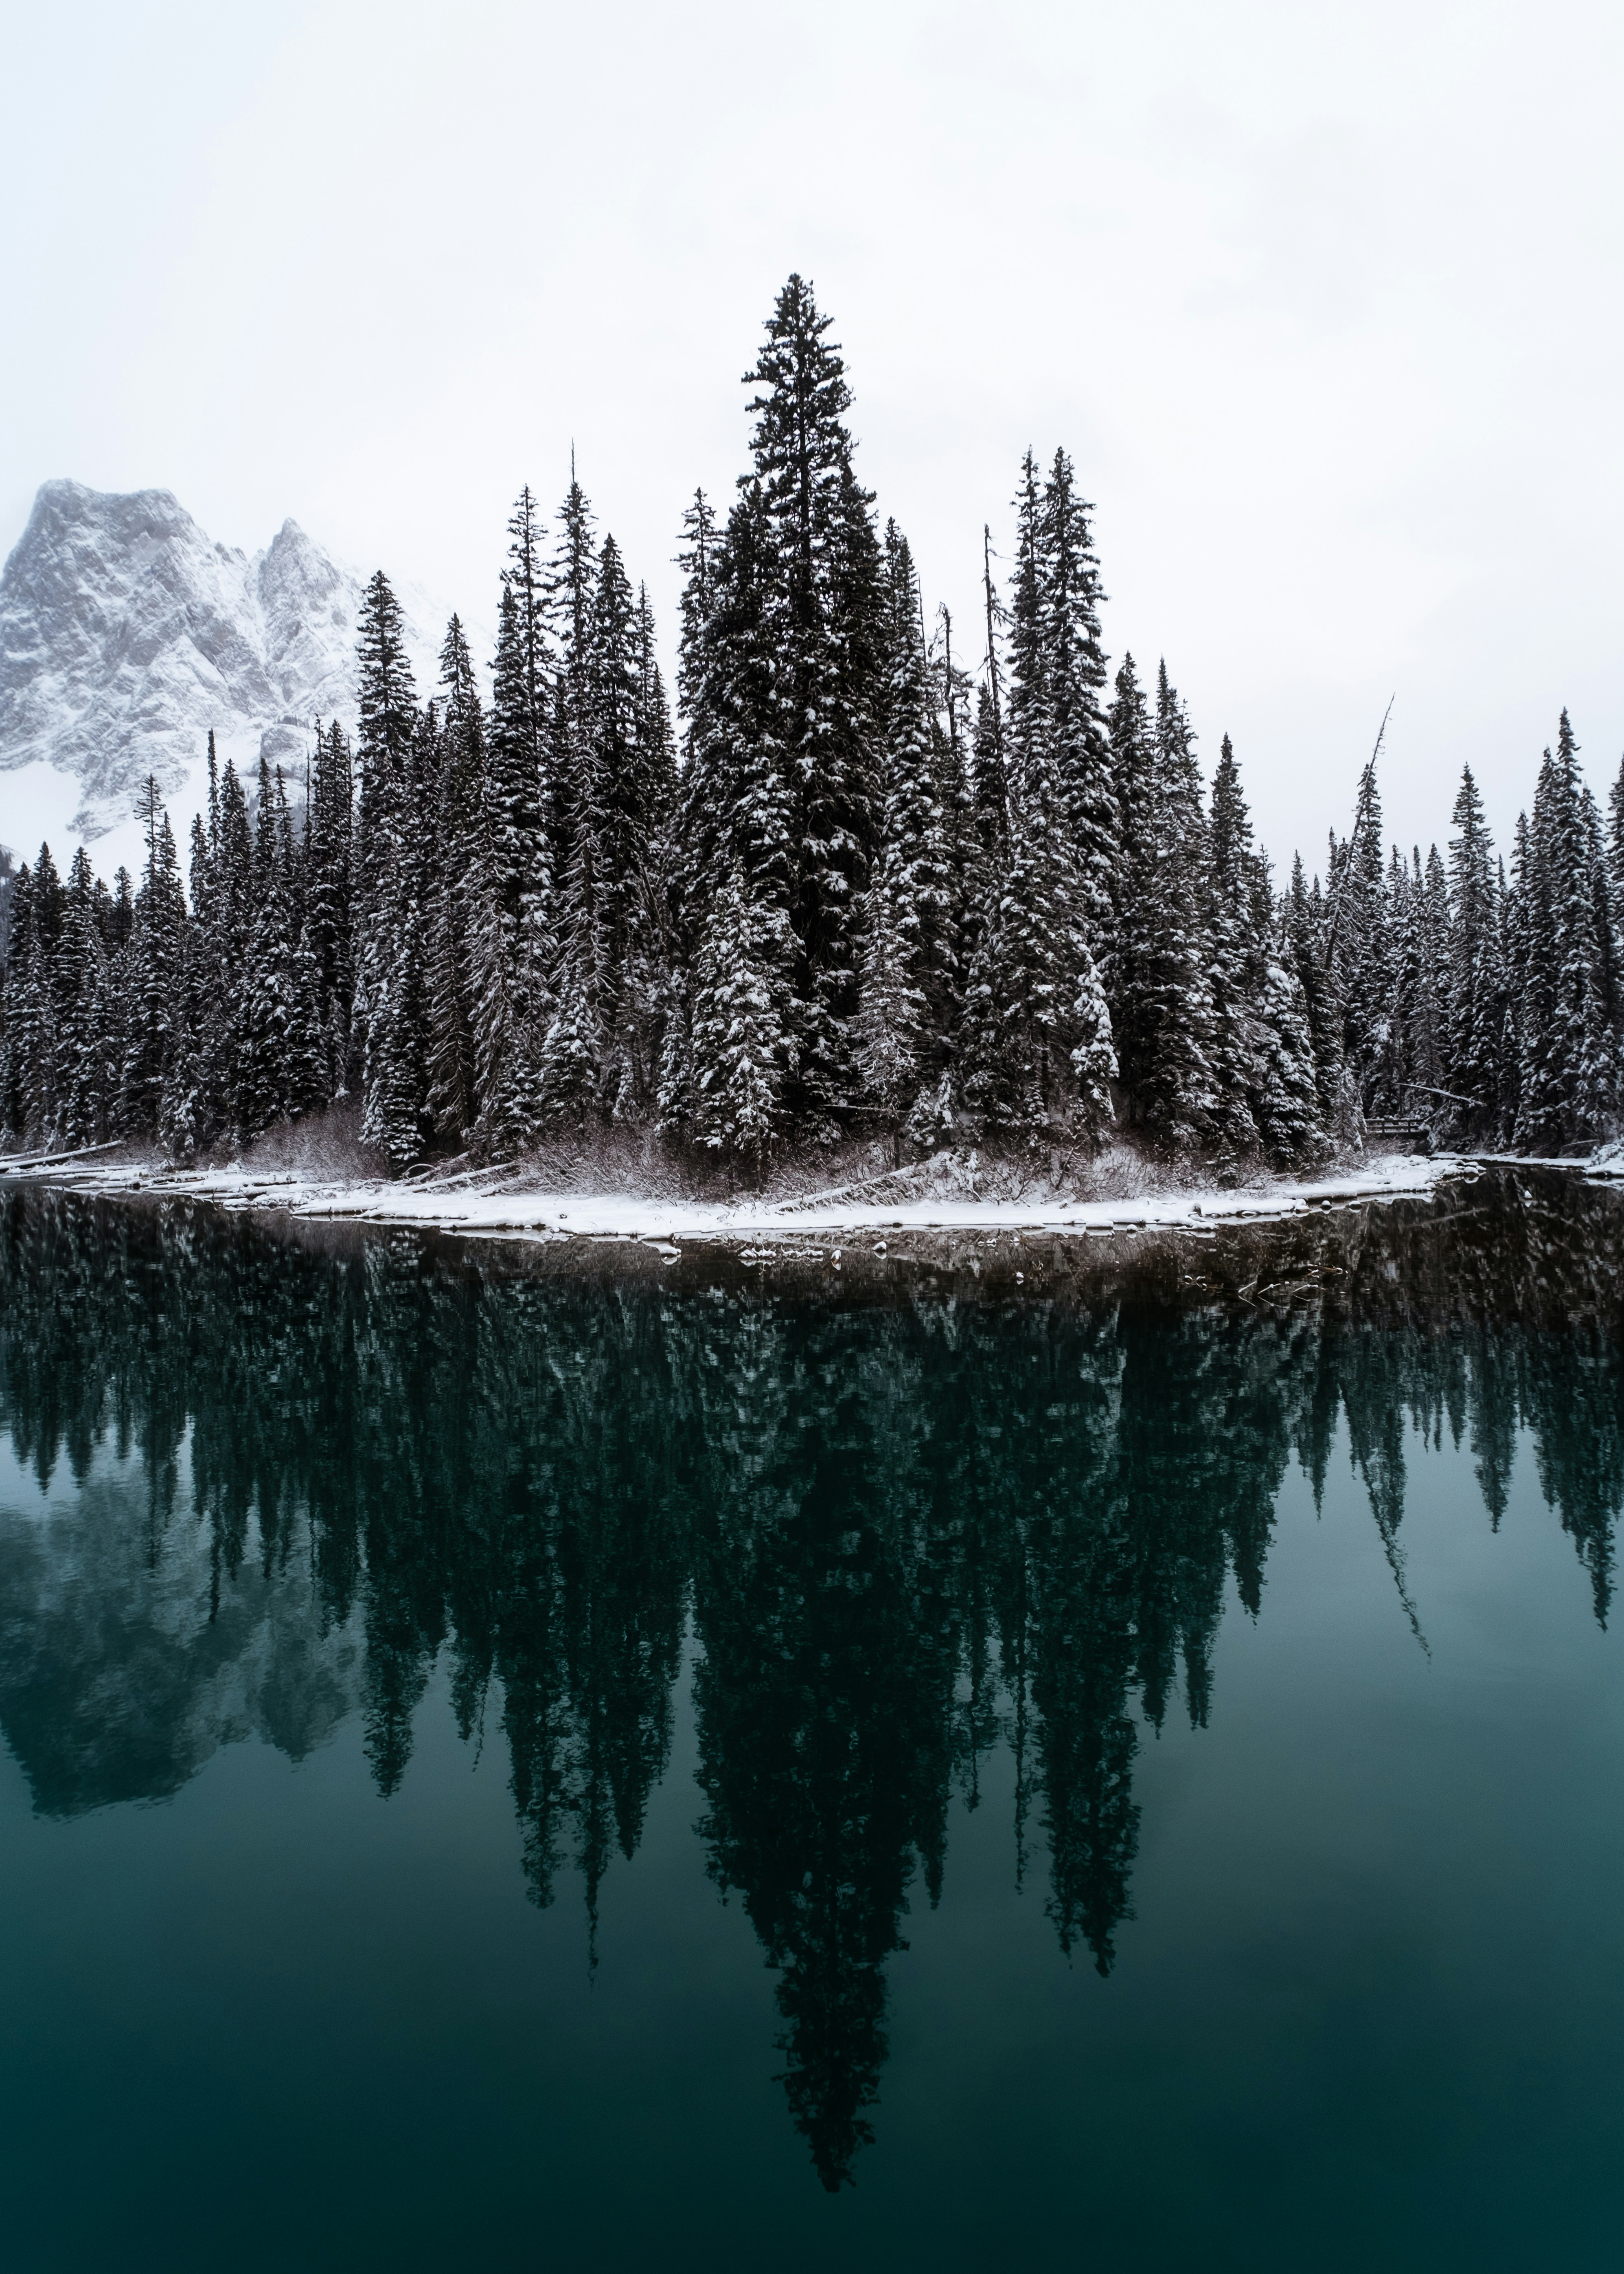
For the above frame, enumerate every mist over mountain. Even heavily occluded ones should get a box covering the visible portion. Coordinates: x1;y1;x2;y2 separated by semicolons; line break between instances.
0;480;434;843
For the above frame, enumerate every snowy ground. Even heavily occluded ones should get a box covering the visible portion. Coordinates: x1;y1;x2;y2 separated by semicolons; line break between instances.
0;1146;1497;1252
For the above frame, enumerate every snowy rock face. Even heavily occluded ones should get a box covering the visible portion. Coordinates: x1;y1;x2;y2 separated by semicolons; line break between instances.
0;480;427;840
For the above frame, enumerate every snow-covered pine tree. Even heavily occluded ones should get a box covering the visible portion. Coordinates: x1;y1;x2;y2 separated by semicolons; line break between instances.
1205;736;1263;1154
926;600;978;1075
1199;737;1325;1165
1148;664;1219;1143
1106;655;1153;1089
1107;658;1218;1144
546;464;598;910
1389;846;1448;1119
972;522;1010;861
0;855;37;1137
688;850;791;1180
275;765;327;1122
4;851;61;1141
180;741;226;1137
962;567;1115;1142
476;589;552;1146
306;719;355;1084
671;486;797;1140
1002;451;1047;829
918;599;977;1136
1040;448;1116;942
212;758;255;1129
1418;843;1452;1103
633;583;677;836
1500;819;1534;1140
118;782;187;1139
107;867;134;955
670;490;730;957
66;904;120;1147
744;275;880;1131
0;845;15;1138
852;845;925;1161
1584;780;1623;1062
374;709;439;1169
585;533;641;1055
1247;907;1328;1166
352;571;428;1169
158;812;220;1155
235;756;287;1140
1286;854;1343;1129
506;483;551;777
658;494;724;1133
617;579;679;1113
866;521;956;1107
961;682;1008;986
535;817;604;1126
424;617;485;1141
1387;848;1418;1106
49;847;104;1146
1243;825;1326;1166
675;489;719;732
1325;742;1398;1114
1445;767;1500;1140
235;762;324;1141
567;542;676;1119
1514;713;1619;1148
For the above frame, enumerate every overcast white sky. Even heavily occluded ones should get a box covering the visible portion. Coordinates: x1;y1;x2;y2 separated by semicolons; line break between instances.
4;0;1623;875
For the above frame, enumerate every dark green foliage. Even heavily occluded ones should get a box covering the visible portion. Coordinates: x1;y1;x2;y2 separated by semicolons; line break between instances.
1446;768;1501;1138
744;274;881;1129
1512;714;1620;1150
1108;658;1218;1145
4;281;1615;1174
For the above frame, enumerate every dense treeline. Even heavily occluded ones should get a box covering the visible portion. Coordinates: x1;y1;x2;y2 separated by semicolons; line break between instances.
3;1175;1622;2186
3;278;1623;1170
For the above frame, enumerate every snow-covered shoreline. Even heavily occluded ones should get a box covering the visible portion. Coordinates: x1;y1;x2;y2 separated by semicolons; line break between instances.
0;1148;1507;1251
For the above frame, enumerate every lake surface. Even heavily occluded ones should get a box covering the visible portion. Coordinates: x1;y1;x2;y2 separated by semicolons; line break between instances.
1;1172;1622;2272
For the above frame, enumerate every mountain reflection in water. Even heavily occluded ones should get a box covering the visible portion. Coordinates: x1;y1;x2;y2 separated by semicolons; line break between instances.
1;1170;1621;2195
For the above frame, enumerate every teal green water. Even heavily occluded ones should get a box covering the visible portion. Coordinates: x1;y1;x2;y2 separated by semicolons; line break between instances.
1;1174;1622;2271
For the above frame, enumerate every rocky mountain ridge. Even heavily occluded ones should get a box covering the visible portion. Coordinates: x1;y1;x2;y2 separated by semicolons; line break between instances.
0;479;432;841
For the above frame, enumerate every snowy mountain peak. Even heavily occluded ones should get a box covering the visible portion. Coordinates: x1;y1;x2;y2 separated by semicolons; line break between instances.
0;480;434;840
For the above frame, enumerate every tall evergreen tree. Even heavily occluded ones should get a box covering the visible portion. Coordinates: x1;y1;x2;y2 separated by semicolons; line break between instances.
1446;768;1500;1138
688;851;791;1179
1287;855;1343;1131
4;854;59;1141
1040;448;1116;937
118;781;186;1139
1206;736;1263;1153
352;572;426;1168
1514;713;1619;1148
962;623;1116;1140
425;619;486;1141
1107;658;1217;1142
744;274;880;1129
546;463;599;904
866;522;956;1102
674;487;797;1144
306;719;355;1081
478;589;553;1145
1326;735;1398;1116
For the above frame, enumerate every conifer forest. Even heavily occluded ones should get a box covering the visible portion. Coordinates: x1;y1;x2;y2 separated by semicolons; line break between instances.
3;277;1622;1176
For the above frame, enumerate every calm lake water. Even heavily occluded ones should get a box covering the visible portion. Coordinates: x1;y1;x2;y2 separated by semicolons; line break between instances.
1;1172;1621;2272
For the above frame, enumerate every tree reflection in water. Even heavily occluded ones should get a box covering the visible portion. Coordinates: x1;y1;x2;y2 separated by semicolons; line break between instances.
1;1172;1620;2189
